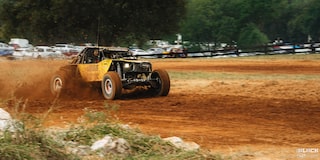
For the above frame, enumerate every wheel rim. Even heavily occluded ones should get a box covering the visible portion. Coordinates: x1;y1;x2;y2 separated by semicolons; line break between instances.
104;79;113;95
151;69;170;96
53;77;62;93
155;73;162;89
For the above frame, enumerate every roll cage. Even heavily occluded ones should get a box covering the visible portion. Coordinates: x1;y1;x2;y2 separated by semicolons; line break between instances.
72;46;131;64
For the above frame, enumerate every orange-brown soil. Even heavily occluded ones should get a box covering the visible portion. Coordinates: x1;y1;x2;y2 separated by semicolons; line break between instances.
0;56;319;159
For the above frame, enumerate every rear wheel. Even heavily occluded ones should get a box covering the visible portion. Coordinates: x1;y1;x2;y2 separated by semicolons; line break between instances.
151;69;170;96
101;72;122;100
50;71;68;97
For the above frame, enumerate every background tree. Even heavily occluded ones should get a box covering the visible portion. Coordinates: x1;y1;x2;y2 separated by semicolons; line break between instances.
1;0;320;48
0;0;186;46
237;23;269;49
180;0;320;49
287;0;320;42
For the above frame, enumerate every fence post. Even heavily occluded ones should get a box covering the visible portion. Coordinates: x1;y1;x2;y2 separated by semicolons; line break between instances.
292;43;296;54
264;44;268;55
311;41;316;53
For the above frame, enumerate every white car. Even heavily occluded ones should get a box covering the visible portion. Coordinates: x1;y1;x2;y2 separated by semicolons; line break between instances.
53;43;75;55
129;48;155;58
34;46;62;58
146;48;165;58
130;49;149;56
0;42;14;56
12;47;37;58
9;38;30;49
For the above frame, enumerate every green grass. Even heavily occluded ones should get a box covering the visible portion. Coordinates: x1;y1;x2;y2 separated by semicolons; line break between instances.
0;128;78;160
239;53;320;60
169;71;320;81
149;53;320;61
63;122;217;159
0;98;221;160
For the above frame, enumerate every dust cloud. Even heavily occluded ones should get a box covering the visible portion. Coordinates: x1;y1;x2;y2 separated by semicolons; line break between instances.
0;59;66;100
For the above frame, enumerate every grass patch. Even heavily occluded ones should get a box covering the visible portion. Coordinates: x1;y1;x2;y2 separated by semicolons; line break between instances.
0;129;77;160
169;71;320;81
238;53;320;60
63;122;217;159
148;53;320;61
0;98;221;160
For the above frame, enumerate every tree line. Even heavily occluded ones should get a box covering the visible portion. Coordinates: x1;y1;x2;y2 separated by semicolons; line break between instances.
180;0;320;49
0;0;186;46
0;0;319;48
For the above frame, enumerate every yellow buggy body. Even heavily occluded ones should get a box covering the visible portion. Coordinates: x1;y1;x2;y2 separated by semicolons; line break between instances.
50;46;170;100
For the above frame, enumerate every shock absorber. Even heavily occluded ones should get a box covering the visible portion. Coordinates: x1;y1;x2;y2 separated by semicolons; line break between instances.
116;62;122;79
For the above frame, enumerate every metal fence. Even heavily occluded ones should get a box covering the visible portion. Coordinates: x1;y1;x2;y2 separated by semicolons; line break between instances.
160;42;320;58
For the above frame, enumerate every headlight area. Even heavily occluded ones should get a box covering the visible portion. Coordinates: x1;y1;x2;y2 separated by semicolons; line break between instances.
122;62;152;73
122;62;152;80
123;62;133;72
121;62;154;89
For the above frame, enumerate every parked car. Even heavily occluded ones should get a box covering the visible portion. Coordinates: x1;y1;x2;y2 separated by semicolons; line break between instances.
34;46;62;58
0;42;14;56
164;45;187;58
130;48;155;58
53;43;75;56
146;48;165;58
12;47;37;58
9;38;31;49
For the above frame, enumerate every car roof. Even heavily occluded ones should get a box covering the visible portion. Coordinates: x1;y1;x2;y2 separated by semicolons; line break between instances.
131;48;145;51
36;46;51;48
85;46;129;52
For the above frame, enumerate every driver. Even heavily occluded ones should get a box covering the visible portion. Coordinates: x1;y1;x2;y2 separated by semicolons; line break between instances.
92;49;100;63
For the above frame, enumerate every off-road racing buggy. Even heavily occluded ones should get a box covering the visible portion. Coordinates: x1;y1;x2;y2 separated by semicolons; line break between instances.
50;46;170;100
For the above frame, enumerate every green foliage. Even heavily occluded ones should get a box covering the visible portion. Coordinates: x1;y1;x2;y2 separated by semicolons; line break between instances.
237;23;269;49
1;0;320;47
181;0;320;46
0;129;77;160
61;108;219;159
0;0;186;46
0;97;77;159
0;99;218;159
287;0;320;42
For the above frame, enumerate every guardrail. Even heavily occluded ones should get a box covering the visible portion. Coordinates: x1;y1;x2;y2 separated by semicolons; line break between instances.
145;42;320;58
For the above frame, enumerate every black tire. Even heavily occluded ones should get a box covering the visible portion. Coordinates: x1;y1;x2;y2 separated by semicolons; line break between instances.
50;71;68;97
101;72;122;100
151;69;170;96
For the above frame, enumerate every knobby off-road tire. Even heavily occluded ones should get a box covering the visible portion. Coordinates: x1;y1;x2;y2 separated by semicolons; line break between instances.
101;71;122;100
151;69;170;96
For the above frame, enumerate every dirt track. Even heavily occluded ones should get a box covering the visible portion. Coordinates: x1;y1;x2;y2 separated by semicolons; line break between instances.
0;55;320;159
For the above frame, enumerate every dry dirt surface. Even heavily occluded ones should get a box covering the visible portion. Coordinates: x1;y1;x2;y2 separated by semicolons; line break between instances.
0;55;320;159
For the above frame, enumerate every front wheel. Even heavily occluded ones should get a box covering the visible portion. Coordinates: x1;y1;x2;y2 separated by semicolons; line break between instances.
101;72;122;100
151;69;170;96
